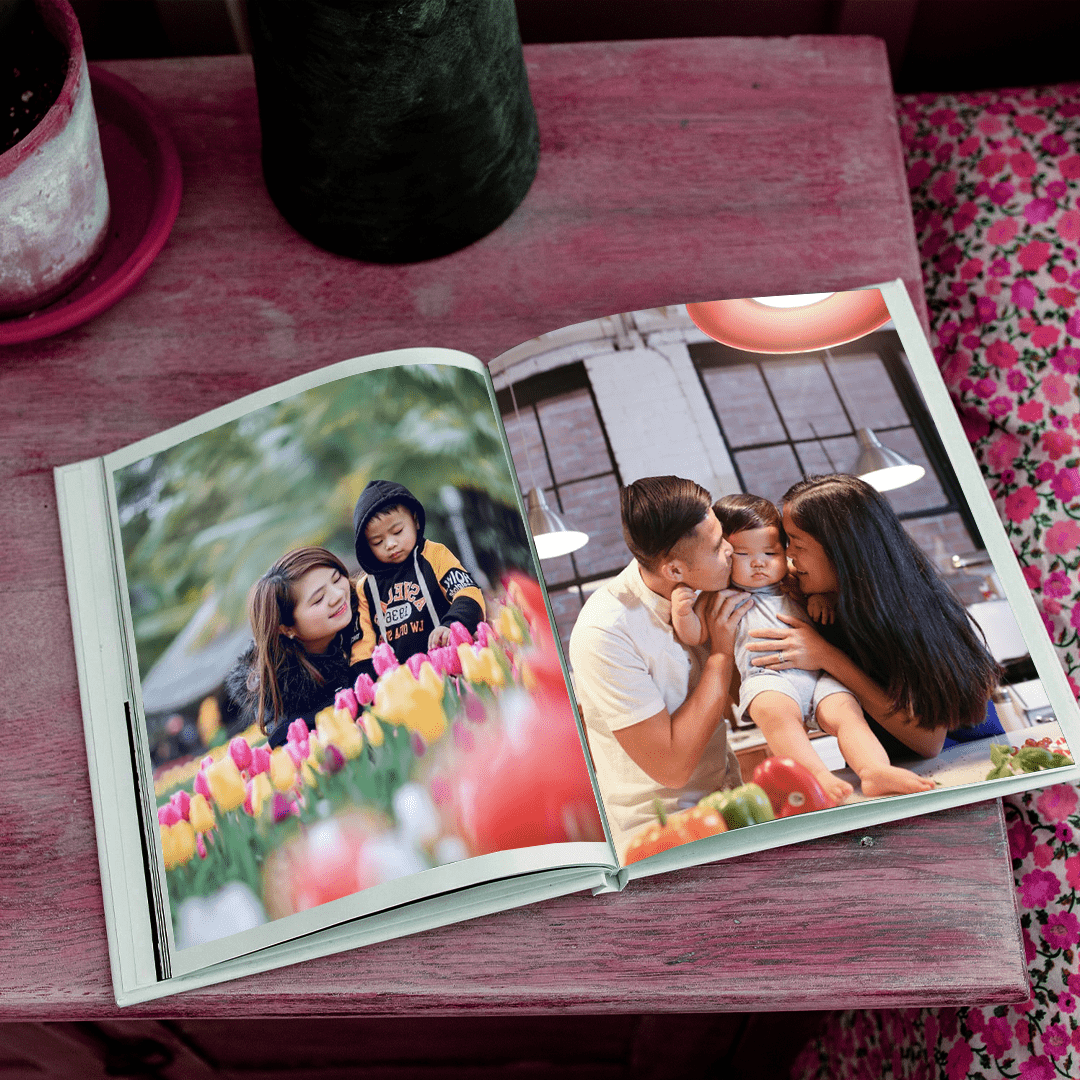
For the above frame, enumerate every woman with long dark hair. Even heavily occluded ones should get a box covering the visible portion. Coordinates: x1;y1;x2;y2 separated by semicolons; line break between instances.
747;474;1000;758
226;546;363;747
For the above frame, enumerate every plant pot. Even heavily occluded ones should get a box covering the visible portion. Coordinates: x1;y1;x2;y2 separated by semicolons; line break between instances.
0;0;110;317
249;0;540;263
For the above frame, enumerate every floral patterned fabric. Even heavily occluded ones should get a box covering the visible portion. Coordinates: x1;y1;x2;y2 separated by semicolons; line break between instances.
791;84;1080;1080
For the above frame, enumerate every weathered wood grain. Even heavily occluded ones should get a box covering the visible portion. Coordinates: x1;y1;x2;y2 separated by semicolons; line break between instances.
0;41;1022;1018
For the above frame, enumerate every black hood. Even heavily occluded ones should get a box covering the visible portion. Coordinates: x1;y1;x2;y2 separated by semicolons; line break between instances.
353;480;427;575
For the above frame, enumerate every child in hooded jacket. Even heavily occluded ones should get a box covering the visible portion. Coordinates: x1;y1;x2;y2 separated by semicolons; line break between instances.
351;480;486;667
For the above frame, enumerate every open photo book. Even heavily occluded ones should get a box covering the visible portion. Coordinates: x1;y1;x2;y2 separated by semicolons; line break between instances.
56;279;1080;1005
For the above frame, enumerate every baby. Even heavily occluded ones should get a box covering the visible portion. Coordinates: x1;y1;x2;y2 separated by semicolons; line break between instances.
671;493;935;802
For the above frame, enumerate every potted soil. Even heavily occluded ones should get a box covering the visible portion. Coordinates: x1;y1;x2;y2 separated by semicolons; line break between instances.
0;0;109;317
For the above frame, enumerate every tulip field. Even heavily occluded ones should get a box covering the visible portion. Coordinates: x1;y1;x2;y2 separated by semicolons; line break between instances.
155;574;606;949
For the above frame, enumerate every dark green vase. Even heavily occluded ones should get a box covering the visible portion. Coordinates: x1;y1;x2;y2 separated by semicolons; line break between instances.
250;0;540;263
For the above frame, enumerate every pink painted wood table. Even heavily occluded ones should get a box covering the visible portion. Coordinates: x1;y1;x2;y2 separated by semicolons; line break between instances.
0;39;1027;1019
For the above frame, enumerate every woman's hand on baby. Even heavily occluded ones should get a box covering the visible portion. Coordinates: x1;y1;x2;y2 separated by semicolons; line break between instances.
428;626;453;649
806;593;837;625
704;590;752;657
745;612;828;669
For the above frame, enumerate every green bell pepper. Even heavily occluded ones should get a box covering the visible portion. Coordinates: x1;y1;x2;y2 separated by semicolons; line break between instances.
699;783;776;829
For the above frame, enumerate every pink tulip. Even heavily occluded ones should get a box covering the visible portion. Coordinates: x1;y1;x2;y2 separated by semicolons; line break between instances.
353;672;375;706
406;653;428;679
410;731;427;757
201;754;214;769
169;790;191;820
196;833;208;859
475;621;496;648
323;744;347;774
372;642;399;676
284;741;305;767
272;792;291;823
334;687;359;719
430;645;462;677
449;622;473;648
287;717;310;746
193;769;211;800
250;745;271;776
158;804;181;826
452;722;475;752
228;736;253;771
463;689;487;724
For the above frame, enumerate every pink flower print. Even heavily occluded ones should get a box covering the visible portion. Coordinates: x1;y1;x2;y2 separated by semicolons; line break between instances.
986;339;1019;367
958;135;980;156
982;1015;1013;1057
1023;926;1037;963
928;107;957;125
1012;279;1038;310
988;432;1021;470
1042;1024;1071;1057
1058;209;1080;242
974;377;998;398
989;181;1015;205
1044;570;1071;598
1052;468;1080;502
967;1007;987;1034
1061;154;1080;179
1044;599;1060;615
1015;113;1047;134
1007;369;1028;392
1034;843;1054;867
1036;783;1079;822
938;244;963;273
1051;265;1070;283
1020;867;1061;907
1022;564;1042;590
1009;150;1038;177
1024;199;1057;226
930;171;956;202
978;150;1008;175
989;256;1011;277
1017;1056;1055;1080
1000;468;1016;486
1017;240;1052;272
1047;180;1068;199
1041;132;1068;156
1008;816;1036;859
1052;346;1080;373
1072;605;1080;632
985;278;1002;296
1031;325;1061;350
1056;821;1073;843
1048;287;1078;309
1018;315;1038;333
1015;1017;1032;1046
1019;401;1044;423
945;1040;972;1080
907;159;932;188
1060;992;1076;1012
978;116;1004;135
988;395;1012;418
1043;373;1073;406
959;256;983;281
953;201;978;230
987;218;1019;244
1005;486;1038;522
1040;429;1074;459
1042;611;1056;637
1069;311;1080;336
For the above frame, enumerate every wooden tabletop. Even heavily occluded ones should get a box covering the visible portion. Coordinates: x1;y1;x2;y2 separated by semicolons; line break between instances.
0;39;1027;1018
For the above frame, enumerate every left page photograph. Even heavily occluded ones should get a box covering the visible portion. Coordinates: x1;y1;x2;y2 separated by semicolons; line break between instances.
56;348;614;1003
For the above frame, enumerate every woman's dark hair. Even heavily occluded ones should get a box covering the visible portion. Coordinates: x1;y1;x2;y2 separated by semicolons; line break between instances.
783;474;1000;731
247;546;354;734
620;476;713;570
714;493;787;545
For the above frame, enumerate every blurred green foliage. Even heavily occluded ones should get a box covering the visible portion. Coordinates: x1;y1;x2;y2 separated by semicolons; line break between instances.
116;365;532;679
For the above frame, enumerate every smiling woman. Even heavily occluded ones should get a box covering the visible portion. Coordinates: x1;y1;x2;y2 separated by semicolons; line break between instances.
225;547;363;745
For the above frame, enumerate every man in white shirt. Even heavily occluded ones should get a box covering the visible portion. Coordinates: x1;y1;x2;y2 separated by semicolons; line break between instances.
569;476;750;858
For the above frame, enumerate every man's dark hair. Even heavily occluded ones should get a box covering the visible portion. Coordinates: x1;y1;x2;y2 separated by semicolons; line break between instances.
713;493;787;545
619;476;713;571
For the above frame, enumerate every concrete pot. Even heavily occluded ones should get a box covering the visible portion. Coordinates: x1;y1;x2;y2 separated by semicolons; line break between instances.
0;0;110;317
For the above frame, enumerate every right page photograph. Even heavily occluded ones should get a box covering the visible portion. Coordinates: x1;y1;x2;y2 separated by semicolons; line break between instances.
491;286;1079;866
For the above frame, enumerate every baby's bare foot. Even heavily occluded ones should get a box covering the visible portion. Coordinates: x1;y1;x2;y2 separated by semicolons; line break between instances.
814;771;854;805
859;765;936;798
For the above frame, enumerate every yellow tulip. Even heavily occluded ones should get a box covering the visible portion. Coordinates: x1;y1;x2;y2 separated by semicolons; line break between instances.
205;756;247;813
317;706;364;760
358;710;384;747
519;659;537;691
189;793;215;833
270;746;298;792
160;823;177;871
458;644;505;688
417;660;443;698
171;820;196;866
496;605;524;644
374;664;447;742
247;772;272;816
301;760;317;787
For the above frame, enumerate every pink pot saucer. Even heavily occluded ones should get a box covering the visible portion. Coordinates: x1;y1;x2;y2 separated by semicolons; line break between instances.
0;65;182;346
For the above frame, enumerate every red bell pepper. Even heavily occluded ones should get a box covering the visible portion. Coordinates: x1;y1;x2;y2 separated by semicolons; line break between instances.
752;756;837;818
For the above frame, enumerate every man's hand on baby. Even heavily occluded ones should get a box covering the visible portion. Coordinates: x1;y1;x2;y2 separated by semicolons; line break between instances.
428;626;453;649
806;593;838;625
